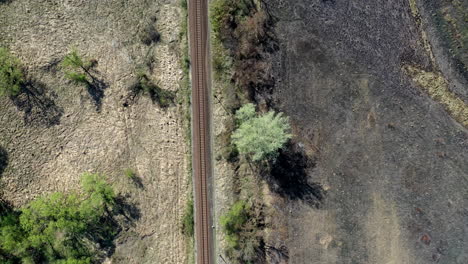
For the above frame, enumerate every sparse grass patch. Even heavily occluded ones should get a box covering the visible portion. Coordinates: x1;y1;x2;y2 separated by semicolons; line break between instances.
124;168;136;179
403;65;468;127
178;2;195;262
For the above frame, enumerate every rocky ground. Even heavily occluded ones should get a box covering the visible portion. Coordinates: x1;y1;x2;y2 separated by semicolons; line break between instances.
0;0;190;263
262;0;468;263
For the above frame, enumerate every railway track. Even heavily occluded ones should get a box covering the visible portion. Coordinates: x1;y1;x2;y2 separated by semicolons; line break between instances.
188;0;214;263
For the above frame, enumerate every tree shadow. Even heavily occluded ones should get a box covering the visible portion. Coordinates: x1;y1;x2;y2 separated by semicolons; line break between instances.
126;76;175;109
130;175;144;190
0;198;13;216
85;70;108;112
265;245;289;263
88;194;140;258
114;194;141;225
0;0;13;4
266;143;325;208
0;147;8;178
10;79;63;127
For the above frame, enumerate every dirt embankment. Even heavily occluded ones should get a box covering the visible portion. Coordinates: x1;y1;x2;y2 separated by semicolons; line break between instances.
0;0;190;263
262;0;468;263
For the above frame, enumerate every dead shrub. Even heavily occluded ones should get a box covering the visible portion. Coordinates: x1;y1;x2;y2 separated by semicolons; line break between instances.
212;0;277;100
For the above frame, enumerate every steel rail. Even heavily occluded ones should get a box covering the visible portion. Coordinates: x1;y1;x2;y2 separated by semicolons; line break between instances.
188;0;213;263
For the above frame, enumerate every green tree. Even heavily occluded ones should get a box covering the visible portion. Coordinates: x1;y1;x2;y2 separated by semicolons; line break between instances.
0;173;117;263
81;173;116;209
0;47;24;97
61;49;95;85
19;192;91;262
232;103;292;162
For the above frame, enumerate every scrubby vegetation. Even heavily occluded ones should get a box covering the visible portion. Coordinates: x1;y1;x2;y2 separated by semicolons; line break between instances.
210;0;276;99
140;23;160;46
432;0;468;75
0;173;122;264
220;199;263;263
0;47;24;97
129;71;175;108
181;199;194;237
210;1;286;263
232;103;291;162
0;147;8;177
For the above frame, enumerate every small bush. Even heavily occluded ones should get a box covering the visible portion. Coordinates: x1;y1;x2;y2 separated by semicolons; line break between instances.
0;47;24;97
181;199;194;237
130;72;175;107
210;0;255;41
61;49;96;85
220;200;262;263
124;168;136;179
220;200;249;248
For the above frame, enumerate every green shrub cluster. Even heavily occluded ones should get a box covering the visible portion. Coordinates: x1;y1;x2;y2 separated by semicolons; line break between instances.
232;103;291;162
0;47;24;97
0;173;116;264
220;200;261;263
220;200;249;248
210;0;255;41
181;199;194;237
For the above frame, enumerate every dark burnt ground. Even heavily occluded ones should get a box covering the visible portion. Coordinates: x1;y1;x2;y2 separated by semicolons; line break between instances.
263;0;468;263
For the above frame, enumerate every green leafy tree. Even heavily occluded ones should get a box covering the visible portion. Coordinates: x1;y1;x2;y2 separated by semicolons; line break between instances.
0;173;117;263
61;49;95;85
19;192;91;262
0;47;24;97
232;103;292;161
81;173;116;209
